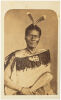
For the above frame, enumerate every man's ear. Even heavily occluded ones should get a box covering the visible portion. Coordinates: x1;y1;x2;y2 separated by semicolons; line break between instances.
25;36;27;41
38;37;40;43
38;37;40;41
39;37;41;40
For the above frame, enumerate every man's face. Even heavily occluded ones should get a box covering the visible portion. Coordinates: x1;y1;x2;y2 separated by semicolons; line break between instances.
25;29;40;48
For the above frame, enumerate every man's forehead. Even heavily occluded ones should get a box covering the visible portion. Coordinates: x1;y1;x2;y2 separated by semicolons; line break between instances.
29;29;39;35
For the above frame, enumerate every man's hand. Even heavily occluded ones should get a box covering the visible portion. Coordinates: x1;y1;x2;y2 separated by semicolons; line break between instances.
21;87;33;95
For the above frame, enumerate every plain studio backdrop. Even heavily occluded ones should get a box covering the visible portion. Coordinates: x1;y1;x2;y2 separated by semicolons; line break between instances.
4;9;58;94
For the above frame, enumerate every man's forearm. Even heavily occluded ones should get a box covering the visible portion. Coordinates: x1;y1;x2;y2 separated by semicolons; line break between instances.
30;72;53;92
4;78;22;91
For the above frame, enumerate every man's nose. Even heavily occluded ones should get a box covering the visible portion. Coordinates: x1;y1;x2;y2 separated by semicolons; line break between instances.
31;36;36;40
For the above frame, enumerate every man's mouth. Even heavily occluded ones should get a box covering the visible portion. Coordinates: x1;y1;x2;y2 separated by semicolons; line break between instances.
30;41;37;43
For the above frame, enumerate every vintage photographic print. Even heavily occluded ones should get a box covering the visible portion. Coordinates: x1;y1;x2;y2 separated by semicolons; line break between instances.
4;9;58;95
1;1;60;99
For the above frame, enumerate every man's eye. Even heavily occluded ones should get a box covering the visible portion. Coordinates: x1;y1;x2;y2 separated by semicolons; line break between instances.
29;35;38;37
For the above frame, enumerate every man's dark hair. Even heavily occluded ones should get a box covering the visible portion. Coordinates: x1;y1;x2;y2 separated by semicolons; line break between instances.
25;24;41;37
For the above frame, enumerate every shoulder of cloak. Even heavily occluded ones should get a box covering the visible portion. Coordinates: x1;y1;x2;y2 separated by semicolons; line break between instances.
4;50;20;70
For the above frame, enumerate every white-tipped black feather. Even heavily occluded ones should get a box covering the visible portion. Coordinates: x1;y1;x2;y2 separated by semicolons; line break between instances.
27;12;34;24
35;15;46;24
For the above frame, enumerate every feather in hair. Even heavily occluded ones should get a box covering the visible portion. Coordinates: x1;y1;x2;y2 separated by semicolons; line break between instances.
27;12;34;24
35;15;46;25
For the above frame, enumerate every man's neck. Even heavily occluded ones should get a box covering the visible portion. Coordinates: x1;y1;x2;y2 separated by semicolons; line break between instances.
26;46;37;54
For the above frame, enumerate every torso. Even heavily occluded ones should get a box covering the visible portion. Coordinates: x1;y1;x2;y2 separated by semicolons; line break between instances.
11;48;51;87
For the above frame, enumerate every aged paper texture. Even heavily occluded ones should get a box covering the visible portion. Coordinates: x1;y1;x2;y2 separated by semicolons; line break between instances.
1;1;60;100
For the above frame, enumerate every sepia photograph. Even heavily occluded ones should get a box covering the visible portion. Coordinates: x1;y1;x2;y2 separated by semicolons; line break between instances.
1;1;60;99
4;9;58;95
